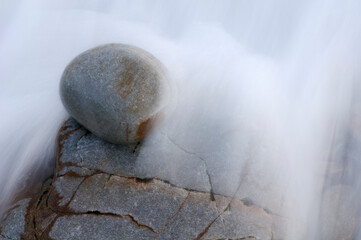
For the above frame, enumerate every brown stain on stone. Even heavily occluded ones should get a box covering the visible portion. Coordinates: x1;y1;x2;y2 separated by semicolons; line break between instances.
20;120;131;238
135;112;164;142
116;71;134;99
135;118;153;141
56;121;81;162
116;57;138;99
119;56;158;117
58;170;82;179
22;178;56;240
19;118;164;239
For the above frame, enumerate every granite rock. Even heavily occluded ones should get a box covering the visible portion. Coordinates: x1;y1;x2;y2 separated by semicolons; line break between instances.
0;118;284;239
0;198;30;240
49;215;156;240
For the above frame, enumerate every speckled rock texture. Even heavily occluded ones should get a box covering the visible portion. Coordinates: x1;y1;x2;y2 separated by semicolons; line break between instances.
0;119;285;240
0;198;30;240
60;44;171;144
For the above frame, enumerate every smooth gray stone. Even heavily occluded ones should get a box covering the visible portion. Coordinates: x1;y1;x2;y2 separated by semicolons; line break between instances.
0;198;30;240
60;43;171;144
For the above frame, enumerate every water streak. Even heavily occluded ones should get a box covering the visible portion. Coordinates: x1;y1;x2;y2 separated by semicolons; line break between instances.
1;0;361;238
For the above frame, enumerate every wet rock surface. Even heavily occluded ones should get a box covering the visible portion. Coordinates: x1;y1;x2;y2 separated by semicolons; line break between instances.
0;198;30;240
0;119;285;239
60;44;171;144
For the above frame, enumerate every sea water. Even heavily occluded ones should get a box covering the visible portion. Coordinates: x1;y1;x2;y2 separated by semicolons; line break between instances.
1;0;360;238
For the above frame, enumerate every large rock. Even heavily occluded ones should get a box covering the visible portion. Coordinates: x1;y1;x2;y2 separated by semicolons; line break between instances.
60;44;171;144
0;119;285;239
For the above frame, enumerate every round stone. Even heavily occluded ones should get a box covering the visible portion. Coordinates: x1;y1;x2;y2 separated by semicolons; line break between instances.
60;43;171;144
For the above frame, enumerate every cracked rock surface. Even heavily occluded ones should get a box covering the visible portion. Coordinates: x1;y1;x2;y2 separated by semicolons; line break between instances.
0;119;285;239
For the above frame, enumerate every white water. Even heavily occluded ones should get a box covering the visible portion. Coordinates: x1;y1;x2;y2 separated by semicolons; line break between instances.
1;0;361;239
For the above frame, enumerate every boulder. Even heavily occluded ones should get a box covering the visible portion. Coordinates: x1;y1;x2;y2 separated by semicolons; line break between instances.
0;119;285;239
60;44;171;144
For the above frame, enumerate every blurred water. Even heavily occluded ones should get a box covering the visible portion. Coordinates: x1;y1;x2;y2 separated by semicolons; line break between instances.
0;0;361;238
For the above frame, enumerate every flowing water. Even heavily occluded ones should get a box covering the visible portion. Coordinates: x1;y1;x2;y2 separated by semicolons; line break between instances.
1;0;361;239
